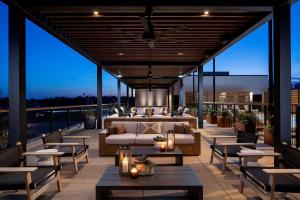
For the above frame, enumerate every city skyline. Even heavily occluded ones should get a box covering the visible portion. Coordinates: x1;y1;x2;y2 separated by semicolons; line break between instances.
0;1;299;99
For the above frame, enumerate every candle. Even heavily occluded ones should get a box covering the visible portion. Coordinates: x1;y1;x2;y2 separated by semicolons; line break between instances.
130;167;138;179
160;144;166;152
122;157;129;173
168;139;173;149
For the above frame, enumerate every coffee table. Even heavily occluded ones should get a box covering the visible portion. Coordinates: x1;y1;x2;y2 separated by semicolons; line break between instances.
96;166;203;200
115;146;183;166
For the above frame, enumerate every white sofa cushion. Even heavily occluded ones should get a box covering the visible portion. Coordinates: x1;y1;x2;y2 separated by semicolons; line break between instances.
106;133;136;144
175;134;195;144
136;107;146;115
138;122;162;134
135;134;164;145
162;122;189;132
111;121;137;133
153;107;163;115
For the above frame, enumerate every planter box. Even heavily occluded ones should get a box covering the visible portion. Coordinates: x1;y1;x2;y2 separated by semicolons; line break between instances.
234;122;256;133
263;128;274;146
135;163;155;176
203;113;207;120
217;116;231;128
84;116;96;129
207;114;217;124
189;111;197;117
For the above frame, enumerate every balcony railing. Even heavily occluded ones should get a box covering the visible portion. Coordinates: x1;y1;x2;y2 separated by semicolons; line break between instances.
0;103;123;145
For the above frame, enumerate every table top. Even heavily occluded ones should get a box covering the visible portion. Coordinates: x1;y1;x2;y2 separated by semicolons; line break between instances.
96;166;202;190
115;146;183;156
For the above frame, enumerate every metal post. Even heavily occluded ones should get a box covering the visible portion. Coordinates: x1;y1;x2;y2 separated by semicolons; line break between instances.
126;85;129;109
213;58;216;110
97;65;103;129
171;85;174;111
50;109;54;133
167;88;170;108
117;79;121;109
179;79;184;107
67;109;70;129
198;66;204;128
273;3;291;148
8;6;27;147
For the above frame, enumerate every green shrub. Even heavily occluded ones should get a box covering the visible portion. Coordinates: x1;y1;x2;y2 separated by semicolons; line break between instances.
237;112;255;124
218;109;229;117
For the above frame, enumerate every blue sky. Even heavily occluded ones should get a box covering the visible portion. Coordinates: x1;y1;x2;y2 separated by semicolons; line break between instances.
0;1;299;99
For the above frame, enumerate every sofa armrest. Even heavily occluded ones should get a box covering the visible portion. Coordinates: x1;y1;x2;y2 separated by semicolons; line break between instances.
0;167;37;172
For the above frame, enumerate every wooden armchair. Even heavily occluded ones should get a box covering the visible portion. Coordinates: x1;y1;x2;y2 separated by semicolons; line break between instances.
42;131;90;173
0;143;63;200
209;131;258;174
238;145;300;200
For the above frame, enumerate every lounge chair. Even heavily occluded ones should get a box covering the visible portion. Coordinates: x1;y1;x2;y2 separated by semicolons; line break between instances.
42;131;90;173
209;131;258;174
0;143;63;200
239;144;300;199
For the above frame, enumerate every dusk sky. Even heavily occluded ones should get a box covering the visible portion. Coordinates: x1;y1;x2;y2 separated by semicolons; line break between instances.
0;1;299;99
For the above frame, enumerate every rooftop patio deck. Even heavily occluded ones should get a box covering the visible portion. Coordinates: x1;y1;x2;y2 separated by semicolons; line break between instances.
1;124;299;200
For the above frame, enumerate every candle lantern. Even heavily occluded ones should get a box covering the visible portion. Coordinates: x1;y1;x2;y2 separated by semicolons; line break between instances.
119;145;131;176
167;130;175;151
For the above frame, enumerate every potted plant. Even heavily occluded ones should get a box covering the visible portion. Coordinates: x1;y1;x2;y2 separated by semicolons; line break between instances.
203;106;208;120
84;109;96;129
153;136;167;149
263;115;274;146
189;107;197;117
234;112;256;133
135;155;155;175
207;108;217;124
217;109;231;128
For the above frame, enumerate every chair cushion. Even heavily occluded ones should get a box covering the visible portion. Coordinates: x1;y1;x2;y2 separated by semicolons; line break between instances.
42;132;63;144
106;133;136;145
236;132;258;143
136;107;146;115
210;145;241;157
241;166;300;192
138;122;161;134
0;167;56;190
111;122;137;134
174;124;185;134
175;134;194;144
135;134;163;145
153;107;163;115
57;145;88;157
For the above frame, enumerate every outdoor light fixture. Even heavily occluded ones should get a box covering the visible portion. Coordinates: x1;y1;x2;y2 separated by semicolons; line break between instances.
118;52;124;56
177;52;184;56
178;74;184;78
116;74;122;78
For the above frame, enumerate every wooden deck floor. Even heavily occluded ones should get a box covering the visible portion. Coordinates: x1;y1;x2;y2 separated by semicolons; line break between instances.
1;122;300;200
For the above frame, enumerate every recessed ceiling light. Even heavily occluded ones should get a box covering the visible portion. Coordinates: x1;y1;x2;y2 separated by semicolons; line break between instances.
177;52;184;56
116;74;122;78
93;11;100;16
203;10;210;16
178;74;184;78
118;52;124;56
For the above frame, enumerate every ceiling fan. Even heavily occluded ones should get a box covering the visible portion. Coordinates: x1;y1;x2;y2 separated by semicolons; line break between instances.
110;6;187;48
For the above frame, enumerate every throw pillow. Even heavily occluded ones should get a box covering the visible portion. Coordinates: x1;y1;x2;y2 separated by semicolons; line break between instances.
184;124;192;134
136;107;145;115
107;126;115;136
174;124;185;134
153;107;163;115
114;124;127;134
139;122;161;134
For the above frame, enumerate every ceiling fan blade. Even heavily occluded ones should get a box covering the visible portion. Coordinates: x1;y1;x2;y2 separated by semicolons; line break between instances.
148;41;155;48
157;38;185;43
156;25;187;38
117;38;143;43
109;28;141;37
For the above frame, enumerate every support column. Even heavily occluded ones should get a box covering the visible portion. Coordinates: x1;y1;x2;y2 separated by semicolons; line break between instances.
179;79;184;107
192;71;195;104
171;85;174;111
213;58;216;109
268;20;274;115
8;6;27;147
198;66;204;128
131;88;134;97
126;85;129;108
167;88;170;109
273;3;291;148
117;79;121;108
97;65;103;129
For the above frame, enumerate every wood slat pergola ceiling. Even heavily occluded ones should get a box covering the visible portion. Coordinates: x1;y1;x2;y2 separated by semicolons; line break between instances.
8;0;277;89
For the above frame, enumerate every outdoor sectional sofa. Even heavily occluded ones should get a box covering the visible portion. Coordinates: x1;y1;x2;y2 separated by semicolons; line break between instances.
99;121;201;156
